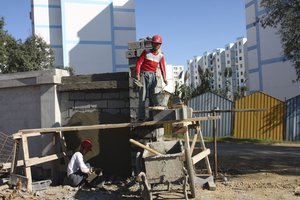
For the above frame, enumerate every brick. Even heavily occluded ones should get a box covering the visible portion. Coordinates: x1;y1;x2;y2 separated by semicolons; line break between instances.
126;50;136;58
128;41;141;50
69;92;85;100
102;92;120;99
107;100;125;108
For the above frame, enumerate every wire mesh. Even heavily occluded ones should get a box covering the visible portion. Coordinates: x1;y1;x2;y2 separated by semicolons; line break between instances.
0;132;15;164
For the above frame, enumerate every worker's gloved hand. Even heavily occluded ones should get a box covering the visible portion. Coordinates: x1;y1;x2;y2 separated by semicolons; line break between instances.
89;167;94;173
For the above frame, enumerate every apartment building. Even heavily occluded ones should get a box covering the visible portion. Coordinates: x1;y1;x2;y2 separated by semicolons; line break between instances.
167;64;184;93
245;0;300;100
31;0;136;75
187;37;247;100
187;56;201;89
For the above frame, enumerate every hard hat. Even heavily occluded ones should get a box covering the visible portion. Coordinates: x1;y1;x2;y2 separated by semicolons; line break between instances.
81;139;92;151
152;35;162;44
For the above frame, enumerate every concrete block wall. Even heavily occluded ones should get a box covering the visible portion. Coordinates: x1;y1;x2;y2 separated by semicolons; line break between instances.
57;72;132;177
0;70;69;181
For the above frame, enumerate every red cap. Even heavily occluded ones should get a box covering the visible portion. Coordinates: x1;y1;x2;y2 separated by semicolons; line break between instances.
152;35;162;44
81;139;92;151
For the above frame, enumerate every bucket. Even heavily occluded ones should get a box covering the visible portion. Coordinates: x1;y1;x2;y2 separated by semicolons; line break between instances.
152;91;170;107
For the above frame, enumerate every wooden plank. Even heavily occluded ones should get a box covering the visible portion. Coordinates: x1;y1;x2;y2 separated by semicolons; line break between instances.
21;135;32;191
13;132;42;139
190;132;198;155
25;151;73;167
2;160;24;170
58;131;70;166
192;149;210;164
10;139;20;173
19;116;220;134
197;123;212;175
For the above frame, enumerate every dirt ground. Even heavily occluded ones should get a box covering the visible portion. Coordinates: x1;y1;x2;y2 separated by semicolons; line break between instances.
1;141;300;200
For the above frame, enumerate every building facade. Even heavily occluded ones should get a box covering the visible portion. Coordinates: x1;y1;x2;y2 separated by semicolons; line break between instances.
31;0;136;75
165;64;184;94
187;37;247;100
245;0;300;100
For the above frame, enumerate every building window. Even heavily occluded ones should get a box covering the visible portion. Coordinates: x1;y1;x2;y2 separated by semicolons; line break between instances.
239;41;241;46
239;57;242;61
239;49;242;53
241;71;243;75
241;79;244;83
240;64;243;68
227;60;230;64
227;54;229;57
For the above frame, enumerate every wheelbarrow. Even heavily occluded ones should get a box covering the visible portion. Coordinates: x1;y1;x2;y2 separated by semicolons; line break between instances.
137;140;195;200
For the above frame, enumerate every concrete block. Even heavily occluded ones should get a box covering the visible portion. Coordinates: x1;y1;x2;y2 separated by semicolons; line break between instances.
128;41;141;50
102;92;120;99
69;92;85;100
153;109;176;121
175;106;193;120
126;50;136;58
107;100;125;108
136;49;144;57
140;40;152;49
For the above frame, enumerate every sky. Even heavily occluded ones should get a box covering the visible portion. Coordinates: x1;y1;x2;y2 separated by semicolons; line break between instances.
0;0;246;68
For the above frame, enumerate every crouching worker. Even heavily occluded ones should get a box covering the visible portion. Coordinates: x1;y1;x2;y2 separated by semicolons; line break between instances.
67;139;93;187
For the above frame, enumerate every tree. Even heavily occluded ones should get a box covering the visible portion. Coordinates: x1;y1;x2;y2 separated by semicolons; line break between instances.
0;17;54;73
259;0;300;81
191;67;212;97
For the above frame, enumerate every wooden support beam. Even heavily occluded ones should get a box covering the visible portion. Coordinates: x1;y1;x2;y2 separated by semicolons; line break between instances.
190;132;198;155
2;160;24;170
10;139;20;173
58;131;70;166
13;132;43;139
21;135;32;191
25;151;73;167
192;149;210;165
19;116;220;134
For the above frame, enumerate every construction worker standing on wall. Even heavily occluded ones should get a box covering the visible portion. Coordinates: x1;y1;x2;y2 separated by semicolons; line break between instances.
136;35;168;121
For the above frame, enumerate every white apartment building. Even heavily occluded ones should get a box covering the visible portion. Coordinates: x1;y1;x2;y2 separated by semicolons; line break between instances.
31;0;136;75
187;56;201;89
164;64;184;94
187;37;247;100
245;0;300;100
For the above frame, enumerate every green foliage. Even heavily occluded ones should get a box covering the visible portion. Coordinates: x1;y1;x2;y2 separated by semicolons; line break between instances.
0;17;54;74
190;67;213;98
233;86;247;101
259;0;300;81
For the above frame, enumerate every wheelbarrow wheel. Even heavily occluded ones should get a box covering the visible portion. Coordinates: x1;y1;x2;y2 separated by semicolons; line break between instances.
185;146;196;198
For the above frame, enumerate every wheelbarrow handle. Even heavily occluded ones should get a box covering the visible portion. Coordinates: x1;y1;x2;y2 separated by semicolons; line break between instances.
129;139;163;156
